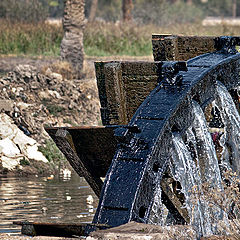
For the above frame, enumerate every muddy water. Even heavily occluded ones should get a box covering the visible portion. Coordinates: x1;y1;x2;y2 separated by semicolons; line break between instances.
0;172;98;235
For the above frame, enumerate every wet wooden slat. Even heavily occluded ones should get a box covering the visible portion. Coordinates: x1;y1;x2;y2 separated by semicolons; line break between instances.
45;126;118;198
13;221;109;237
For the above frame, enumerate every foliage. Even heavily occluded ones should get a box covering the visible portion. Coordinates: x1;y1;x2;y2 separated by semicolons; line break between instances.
194;0;234;17
133;0;204;26
1;19;240;57
20;158;30;166
0;0;239;24
0;0;48;23
39;0;64;18
41;98;64;116
84;21;152;56
96;0;122;22
38;139;67;167
85;0;239;24
0;20;63;56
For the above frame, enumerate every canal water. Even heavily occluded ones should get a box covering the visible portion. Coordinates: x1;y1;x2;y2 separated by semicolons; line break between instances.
0;172;98;235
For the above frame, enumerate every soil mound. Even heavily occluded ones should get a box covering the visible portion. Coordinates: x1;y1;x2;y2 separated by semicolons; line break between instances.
0;64;101;143
0;63;100;175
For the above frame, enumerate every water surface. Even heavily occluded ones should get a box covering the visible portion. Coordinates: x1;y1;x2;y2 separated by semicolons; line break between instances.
0;172;98;235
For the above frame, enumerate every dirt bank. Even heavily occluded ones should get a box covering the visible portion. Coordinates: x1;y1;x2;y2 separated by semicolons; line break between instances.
0;234;81;240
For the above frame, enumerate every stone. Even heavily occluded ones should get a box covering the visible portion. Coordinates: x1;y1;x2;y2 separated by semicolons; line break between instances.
0;63;101;144
0;114;16;139
0;138;20;158
1;156;22;170
0;100;14;112
200;236;240;239
24;145;48;163
51;72;63;82
88;221;197;240
0;113;48;171
48;90;61;99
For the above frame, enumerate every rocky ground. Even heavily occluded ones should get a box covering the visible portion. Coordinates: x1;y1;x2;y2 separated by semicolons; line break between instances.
1;55;240;239
0;55;152;176
0;55;101;176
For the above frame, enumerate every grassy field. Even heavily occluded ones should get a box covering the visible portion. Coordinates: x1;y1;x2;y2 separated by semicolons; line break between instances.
1;19;240;57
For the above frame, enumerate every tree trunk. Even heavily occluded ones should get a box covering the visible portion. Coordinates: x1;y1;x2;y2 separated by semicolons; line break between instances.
60;0;85;78
232;0;237;18
89;0;98;22
187;0;192;5
122;0;133;22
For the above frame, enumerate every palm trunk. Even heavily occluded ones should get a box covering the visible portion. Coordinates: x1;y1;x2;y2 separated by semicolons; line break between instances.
89;0;98;22
122;0;133;22
232;0;237;18
60;0;85;78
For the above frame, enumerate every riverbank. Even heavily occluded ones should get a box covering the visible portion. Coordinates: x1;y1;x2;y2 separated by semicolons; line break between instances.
0;54;152;177
0;235;79;240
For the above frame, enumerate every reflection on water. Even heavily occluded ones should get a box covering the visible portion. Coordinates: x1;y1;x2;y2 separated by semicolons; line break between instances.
0;172;98;235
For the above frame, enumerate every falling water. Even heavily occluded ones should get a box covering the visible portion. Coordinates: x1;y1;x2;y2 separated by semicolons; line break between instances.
169;100;226;237
214;81;240;174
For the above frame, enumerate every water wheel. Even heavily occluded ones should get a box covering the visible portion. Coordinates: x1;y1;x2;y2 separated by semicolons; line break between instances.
46;35;240;237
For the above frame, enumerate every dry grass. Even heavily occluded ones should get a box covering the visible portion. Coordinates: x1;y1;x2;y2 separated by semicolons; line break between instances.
0;19;63;56
40;60;74;80
1;19;240;57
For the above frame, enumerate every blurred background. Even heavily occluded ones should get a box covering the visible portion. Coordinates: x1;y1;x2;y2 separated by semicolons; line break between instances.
0;0;240;57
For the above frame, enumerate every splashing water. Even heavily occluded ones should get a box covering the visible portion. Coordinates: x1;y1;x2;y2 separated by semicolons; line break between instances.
215;81;240;174
169;101;227;237
146;82;240;237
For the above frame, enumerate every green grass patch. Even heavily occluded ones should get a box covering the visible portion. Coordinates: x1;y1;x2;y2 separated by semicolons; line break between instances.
84;22;153;56
38;139;67;166
1;20;240;57
20;157;30;166
0;20;63;56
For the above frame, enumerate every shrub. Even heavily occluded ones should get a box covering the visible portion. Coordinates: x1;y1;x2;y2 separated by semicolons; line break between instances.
0;20;63;55
0;0;48;23
38;139;67;167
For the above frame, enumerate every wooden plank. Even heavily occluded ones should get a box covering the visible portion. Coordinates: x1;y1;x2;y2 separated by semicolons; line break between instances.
13;221;109;237
160;178;190;224
152;35;217;61
45;126;118;197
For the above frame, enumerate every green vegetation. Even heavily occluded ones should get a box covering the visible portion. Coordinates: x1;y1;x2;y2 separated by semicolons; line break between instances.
46;104;64;116
38;139;67;166
41;98;64;116
1;20;240;57
0;20;63;56
20;157;30;166
84;22;153;56
0;0;240;57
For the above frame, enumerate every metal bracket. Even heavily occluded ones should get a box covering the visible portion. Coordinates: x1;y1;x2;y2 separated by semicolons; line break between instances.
161;61;188;86
114;125;141;144
215;36;240;54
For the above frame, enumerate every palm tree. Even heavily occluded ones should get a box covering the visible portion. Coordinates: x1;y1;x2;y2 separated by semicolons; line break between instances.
122;0;133;22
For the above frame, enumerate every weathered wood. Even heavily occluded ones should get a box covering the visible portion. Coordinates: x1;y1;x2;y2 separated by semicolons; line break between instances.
152;35;217;61
46;128;102;197
45;126;118;197
160;178;190;224
96;35;239;126
13;221;109;237
95;61;160;125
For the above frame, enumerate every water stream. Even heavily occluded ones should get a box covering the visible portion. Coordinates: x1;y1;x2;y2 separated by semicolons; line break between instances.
0;172;98;235
168;82;240;237
1;82;240;238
